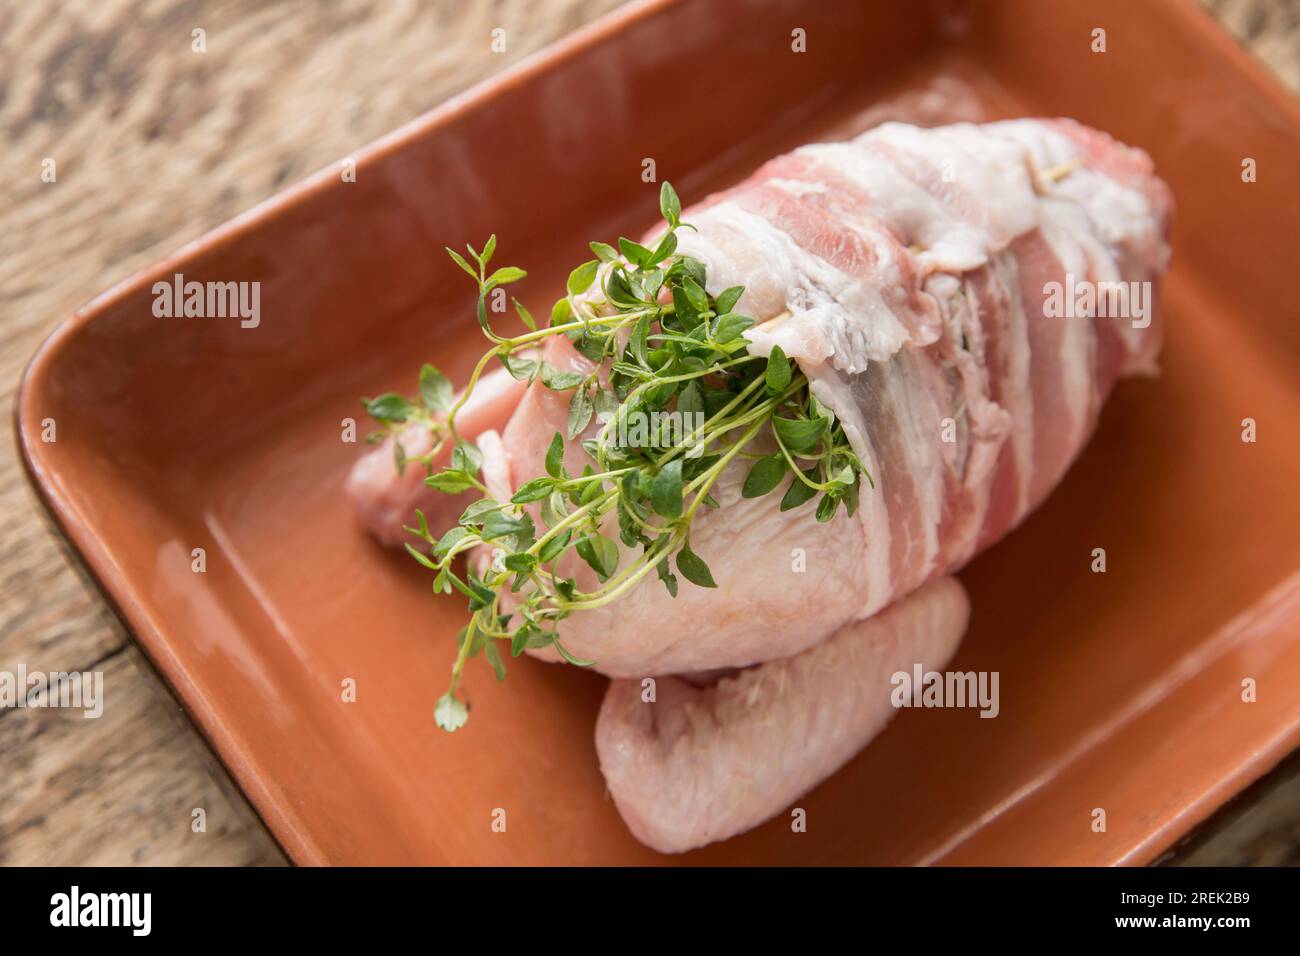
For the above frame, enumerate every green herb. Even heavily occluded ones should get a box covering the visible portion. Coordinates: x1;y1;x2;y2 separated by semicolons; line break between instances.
362;184;870;731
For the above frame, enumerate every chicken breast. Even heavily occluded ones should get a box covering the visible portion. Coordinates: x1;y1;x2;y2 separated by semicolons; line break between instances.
349;119;1170;854
346;364;528;546
595;575;970;853
470;118;1170;676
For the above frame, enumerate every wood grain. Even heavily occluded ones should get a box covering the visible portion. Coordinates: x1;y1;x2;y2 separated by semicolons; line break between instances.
0;0;623;868
1;0;1296;866
0;650;282;866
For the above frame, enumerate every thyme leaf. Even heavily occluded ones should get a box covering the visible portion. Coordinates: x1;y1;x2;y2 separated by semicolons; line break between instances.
362;185;871;730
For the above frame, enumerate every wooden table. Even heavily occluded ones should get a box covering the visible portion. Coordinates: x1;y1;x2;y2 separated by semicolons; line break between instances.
2;0;1297;867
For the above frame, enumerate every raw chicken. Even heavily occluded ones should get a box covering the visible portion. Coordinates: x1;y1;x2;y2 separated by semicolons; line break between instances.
347;363;529;546
349;118;1171;853
597;575;970;853
476;119;1170;677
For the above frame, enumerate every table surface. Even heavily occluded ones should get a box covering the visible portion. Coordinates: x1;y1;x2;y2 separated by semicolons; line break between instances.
2;0;1297;867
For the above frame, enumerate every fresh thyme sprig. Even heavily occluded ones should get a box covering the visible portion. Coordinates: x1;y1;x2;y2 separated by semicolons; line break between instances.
364;182;870;731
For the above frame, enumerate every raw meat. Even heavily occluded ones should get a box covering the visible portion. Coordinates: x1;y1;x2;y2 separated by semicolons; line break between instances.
476;119;1170;677
346;364;528;546
350;118;1171;852
596;576;969;853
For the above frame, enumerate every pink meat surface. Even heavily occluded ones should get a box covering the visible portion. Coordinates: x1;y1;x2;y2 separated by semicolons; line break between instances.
350;119;1171;853
346;364;529;546
472;119;1170;677
595;576;970;853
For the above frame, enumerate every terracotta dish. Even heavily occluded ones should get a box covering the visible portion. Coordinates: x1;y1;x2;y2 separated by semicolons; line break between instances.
17;0;1300;864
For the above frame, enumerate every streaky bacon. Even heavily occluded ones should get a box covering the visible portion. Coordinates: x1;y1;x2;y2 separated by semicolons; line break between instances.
346;119;1172;853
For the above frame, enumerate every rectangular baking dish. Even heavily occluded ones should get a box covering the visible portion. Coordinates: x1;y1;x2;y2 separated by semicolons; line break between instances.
17;0;1300;864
